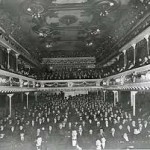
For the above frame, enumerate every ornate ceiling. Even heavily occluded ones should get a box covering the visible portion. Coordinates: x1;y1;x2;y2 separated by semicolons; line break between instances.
0;0;149;64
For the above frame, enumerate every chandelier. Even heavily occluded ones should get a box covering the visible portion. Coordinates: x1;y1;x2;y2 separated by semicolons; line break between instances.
25;1;45;19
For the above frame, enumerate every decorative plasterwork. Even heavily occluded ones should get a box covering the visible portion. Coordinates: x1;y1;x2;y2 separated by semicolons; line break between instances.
59;15;78;26
52;0;88;4
38;87;101;92
25;3;45;15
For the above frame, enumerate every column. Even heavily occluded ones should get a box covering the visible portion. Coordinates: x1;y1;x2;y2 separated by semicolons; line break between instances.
7;94;14;117
130;91;137;116
113;91;119;106
132;44;136;65
25;92;29;109
122;50;127;68
103;90;106;101
34;92;38;102
144;34;149;56
7;48;11;70
21;92;24;103
15;53;20;72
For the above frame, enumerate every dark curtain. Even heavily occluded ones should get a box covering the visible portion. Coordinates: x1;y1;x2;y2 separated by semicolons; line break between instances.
9;52;16;71
118;52;124;68
135;39;147;66
126;46;134;68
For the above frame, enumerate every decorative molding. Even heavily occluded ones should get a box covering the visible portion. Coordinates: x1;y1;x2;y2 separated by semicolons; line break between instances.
37;86;101;92
59;15;78;26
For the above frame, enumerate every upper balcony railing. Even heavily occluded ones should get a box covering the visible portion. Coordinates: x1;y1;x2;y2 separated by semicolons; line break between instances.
1;62;150;93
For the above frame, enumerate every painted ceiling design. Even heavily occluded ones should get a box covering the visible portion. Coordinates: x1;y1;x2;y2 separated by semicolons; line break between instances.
0;0;149;64
52;0;88;4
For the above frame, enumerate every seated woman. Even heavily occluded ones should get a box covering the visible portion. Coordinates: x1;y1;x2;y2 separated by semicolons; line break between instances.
0;64;5;70
136;57;148;67
127;60;135;70
96;139;102;150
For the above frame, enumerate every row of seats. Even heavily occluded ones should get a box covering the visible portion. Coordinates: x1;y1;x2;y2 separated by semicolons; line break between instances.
101;39;150;78
0;92;150;150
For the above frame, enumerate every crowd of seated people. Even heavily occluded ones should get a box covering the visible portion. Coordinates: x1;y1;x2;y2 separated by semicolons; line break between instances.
37;46;150;80
101;38;150;78
0;92;150;150
108;0;150;48
46;51;94;58
37;68;102;80
0;61;37;79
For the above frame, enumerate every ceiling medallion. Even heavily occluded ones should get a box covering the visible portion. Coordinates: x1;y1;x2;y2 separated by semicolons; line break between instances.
94;0;120;16
52;0;87;4
59;15;78;26
24;2;45;16
34;26;54;37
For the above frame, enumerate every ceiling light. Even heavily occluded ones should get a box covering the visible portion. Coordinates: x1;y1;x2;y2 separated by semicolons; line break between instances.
27;8;32;12
37;13;41;18
105;11;109;15
96;29;100;32
99;12;103;16
110;2;114;6
86;42;93;46
39;32;43;36
46;43;53;48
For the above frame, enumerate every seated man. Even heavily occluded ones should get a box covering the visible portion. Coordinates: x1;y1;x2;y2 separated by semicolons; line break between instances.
128;60;135;70
137;57;149;67
96;139;102;150
35;136;43;150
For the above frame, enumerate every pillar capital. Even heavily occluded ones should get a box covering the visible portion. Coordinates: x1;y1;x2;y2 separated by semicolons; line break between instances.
7;48;11;53
25;92;29;96
132;43;136;49
122;49;126;54
113;90;118;93
15;53;20;59
144;34;149;41
7;93;14;98
131;91;138;95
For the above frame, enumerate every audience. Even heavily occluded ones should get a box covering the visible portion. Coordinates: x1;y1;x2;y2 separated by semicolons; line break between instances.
37;68;102;80
0;92;150;150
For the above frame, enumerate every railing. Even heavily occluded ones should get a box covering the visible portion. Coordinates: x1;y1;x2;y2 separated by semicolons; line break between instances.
0;69;37;93
0;69;102;92
102;63;150;91
38;79;102;92
1;61;150;93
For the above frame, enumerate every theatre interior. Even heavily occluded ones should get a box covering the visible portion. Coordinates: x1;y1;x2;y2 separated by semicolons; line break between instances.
1;0;150;150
